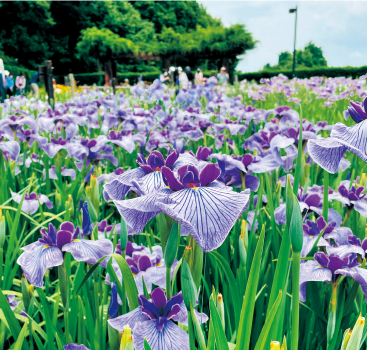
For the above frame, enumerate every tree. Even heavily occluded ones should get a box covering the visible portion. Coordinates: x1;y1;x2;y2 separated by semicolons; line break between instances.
264;42;327;71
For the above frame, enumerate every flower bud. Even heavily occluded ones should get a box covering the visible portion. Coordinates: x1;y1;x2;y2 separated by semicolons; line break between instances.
345;314;365;350
21;275;32;312
270;341;281;350
55;191;62;212
0;209;5;248
217;293;225;330
120;325;133;350
90;175;99;213
164;222;179;268
240;219;248;251
67;195;74;220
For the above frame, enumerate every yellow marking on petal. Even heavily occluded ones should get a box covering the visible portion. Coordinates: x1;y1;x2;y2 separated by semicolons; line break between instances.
132;273;136;277
72;239;80;242
157;263;163;267
193;187;198;191
43;245;52;250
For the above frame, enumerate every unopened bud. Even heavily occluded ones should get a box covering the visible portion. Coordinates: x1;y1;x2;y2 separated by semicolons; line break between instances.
270;341;280;350
0;210;5;247
217;293;225;330
343;314;365;350
120;325;133;350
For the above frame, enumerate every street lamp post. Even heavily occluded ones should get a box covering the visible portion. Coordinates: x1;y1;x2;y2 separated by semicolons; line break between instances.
289;7;298;77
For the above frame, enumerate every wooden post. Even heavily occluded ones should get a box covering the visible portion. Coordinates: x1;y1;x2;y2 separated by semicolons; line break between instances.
68;73;75;97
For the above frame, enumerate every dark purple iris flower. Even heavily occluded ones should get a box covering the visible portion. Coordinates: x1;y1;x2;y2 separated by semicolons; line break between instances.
114;163;251;251
300;252;367;302
301;217;335;258
210;153;259;191
329;184;367;217
103;150;197;200
17;222;113;287
109;288;207;350
107;239;173;296
346;97;367;123
11;191;53;215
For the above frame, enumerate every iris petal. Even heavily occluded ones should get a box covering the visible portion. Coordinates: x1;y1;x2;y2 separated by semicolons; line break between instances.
132;320;189;350
156;187;250;252
17;242;63;288
108;307;149;332
62;239;112;268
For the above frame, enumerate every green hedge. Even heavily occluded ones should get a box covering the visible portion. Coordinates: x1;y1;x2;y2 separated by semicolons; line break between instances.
236;66;367;82
55;72;161;86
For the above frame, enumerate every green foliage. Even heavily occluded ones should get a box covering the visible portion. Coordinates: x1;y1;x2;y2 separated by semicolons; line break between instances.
264;42;327;71
76;27;136;61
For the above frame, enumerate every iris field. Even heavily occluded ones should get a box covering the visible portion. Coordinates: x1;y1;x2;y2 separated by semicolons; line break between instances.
1;74;367;350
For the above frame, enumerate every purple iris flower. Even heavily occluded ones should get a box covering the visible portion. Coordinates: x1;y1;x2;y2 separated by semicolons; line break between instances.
274;186;341;226
11;192;53;215
107;240;175;296
301;217;335;258
346;97;367;123
43;165;76;181
103;150;197;200
0;141;20;162
114;163;250;251
300;252;367;302
17;222;113;287
308;120;367;173
329;184;367;217
63;345;90;350
109;288;207;350
92;130;141;154
209;153;259;191
97;168;125;201
325;234;366;259
67;138;118;171
7;295;27;317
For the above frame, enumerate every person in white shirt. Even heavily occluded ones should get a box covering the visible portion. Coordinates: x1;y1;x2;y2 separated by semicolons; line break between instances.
195;68;204;84
178;67;188;85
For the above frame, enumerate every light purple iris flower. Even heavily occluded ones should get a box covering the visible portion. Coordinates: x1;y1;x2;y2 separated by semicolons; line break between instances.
329;184;367;217
92;130;141;154
43;165;76;181
7;295;27;317
67;138;118;171
308;119;367;173
114;163;250;252
274;186;341;226
63;345;90;350
0;141;20;162
11;192;53;215
17;222;113;287
103;150;197;201
300;252;367;302
109;288;207;350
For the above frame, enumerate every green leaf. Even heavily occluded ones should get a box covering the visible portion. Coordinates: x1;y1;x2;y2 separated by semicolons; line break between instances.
144;338;153;350
253;290;282;350
164;222;179;267
208;251;241;328
190;302;207;350
0;287;29;349
209;298;229;350
85;194;98;222
13;322;28;350
235;224;265;350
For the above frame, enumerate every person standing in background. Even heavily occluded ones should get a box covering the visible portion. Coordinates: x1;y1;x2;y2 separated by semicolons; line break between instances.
5;72;14;97
177;67;188;85
195;68;204;84
29;72;39;99
185;66;194;83
217;67;229;85
16;73;26;95
0;59;5;103
159;70;170;85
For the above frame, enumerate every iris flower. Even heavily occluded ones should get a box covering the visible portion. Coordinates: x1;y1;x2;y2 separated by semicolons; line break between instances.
114;163;250;252
17;222;112;287
11;192;53;215
300;252;367;302
345;97;367;123
308;119;367;173
109;288;207;350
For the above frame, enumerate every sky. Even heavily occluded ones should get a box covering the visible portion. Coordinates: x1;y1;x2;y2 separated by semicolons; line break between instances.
199;1;367;73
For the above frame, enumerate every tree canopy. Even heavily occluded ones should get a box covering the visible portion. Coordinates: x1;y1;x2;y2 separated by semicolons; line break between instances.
264;42;327;71
1;1;256;77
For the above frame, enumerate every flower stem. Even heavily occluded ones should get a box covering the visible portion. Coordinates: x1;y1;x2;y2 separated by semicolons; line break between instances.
322;170;329;221
166;266;172;300
187;309;196;350
291;251;301;350
330;281;337;313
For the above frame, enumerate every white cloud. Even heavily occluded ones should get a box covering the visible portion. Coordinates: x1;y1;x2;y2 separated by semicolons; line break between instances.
349;51;363;58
